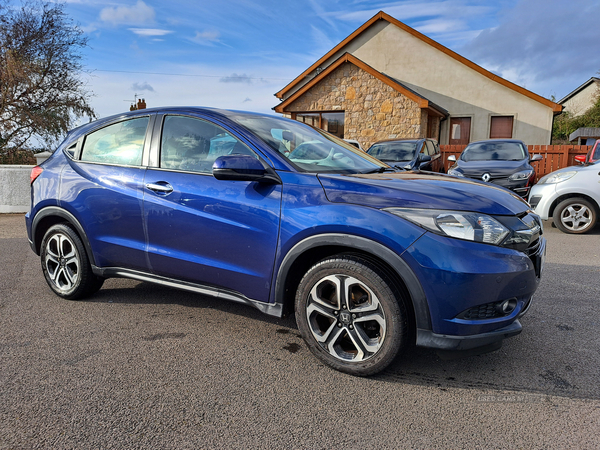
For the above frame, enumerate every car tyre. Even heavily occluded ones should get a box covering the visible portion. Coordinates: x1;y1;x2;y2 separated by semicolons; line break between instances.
40;224;104;299
295;254;408;376
553;198;597;234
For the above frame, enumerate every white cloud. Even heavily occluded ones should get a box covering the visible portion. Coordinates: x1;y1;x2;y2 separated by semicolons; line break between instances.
220;73;253;84
129;28;173;37
131;81;155;92
460;0;600;98
191;30;221;45
99;0;155;25
335;1;492;22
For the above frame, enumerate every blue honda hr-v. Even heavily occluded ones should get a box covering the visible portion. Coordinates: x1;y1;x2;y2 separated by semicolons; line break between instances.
26;107;545;376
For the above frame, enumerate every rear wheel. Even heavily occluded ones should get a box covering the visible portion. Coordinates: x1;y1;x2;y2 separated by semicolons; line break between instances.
553;198;597;234
295;254;408;376
40;224;104;299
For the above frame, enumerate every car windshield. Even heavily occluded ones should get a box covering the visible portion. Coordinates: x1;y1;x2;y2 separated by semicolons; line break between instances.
461;142;526;162
230;114;387;174
367;141;418;162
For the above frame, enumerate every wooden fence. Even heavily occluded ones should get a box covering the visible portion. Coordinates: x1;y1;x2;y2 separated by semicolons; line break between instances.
440;145;592;182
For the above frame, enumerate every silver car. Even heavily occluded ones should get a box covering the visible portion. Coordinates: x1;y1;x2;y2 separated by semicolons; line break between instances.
529;156;600;234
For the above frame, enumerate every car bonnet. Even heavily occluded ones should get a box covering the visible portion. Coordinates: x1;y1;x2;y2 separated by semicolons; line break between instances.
318;172;530;215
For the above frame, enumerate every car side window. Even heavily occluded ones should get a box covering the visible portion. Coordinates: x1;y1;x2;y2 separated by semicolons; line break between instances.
160;115;257;174
80;117;149;166
426;141;439;156
418;142;427;155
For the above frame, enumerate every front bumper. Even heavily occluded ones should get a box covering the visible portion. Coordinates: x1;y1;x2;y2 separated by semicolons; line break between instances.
528;183;557;220
416;320;522;351
403;231;545;351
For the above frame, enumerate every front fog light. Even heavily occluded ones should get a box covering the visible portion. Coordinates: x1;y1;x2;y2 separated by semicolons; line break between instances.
496;298;517;315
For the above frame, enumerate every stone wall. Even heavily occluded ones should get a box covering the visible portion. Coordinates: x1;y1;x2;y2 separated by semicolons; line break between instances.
286;62;423;149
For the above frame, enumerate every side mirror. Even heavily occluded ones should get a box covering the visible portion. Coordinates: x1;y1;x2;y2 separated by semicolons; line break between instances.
212;155;280;184
447;155;456;162
574;154;586;164
418;154;431;168
530;154;543;162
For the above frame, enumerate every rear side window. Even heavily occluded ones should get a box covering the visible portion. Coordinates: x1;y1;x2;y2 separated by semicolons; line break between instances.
80;117;149;166
160;115;256;174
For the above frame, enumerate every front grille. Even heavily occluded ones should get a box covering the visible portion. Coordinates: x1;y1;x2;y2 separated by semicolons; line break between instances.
525;237;541;257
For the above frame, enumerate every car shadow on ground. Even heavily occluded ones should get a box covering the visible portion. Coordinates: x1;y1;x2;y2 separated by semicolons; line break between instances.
88;261;599;402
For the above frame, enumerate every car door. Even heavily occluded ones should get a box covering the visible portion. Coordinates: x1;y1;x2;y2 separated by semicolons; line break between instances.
416;141;433;170
426;140;443;172
142;114;282;303
60;114;154;270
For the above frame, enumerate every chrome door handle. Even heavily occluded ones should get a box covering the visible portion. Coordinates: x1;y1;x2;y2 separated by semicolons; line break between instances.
145;182;173;194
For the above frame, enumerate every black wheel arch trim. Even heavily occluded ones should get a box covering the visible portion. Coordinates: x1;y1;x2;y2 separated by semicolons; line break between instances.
273;233;432;330
31;206;96;266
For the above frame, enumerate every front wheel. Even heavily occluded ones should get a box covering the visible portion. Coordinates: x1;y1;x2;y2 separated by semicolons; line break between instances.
40;224;104;300
295;254;408;376
553;198;597;234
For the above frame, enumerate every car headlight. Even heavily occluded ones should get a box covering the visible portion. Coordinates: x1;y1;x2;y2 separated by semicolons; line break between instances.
447;168;464;177
537;171;576;184
386;208;510;245
508;169;533;181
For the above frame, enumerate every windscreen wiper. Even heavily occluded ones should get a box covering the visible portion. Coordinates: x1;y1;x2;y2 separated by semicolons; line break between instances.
361;167;399;174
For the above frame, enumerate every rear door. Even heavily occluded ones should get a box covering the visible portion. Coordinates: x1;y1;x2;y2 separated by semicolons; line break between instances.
61;114;154;270
142;114;282;303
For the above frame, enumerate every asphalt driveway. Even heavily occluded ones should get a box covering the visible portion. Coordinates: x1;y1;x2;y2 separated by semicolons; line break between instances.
1;214;599;449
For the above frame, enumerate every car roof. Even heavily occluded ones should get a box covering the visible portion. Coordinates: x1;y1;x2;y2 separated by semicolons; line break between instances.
466;139;526;146
370;138;428;145
66;107;295;139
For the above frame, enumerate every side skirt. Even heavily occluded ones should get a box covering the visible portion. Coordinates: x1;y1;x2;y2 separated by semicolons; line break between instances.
92;266;283;318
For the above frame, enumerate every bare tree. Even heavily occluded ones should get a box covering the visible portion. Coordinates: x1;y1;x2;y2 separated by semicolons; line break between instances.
0;0;94;154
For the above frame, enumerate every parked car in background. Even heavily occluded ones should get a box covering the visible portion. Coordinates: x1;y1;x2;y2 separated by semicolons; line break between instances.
26;107;545;376
344;139;364;151
367;138;444;172
447;139;542;197
574;139;600;165
529;156;600;234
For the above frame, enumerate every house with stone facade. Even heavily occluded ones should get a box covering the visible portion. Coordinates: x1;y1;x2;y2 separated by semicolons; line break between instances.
274;11;562;149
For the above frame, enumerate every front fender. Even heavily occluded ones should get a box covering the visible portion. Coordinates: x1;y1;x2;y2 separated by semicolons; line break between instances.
272;233;432;331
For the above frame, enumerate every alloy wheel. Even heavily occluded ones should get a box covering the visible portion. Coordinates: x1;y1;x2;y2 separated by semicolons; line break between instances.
305;274;386;362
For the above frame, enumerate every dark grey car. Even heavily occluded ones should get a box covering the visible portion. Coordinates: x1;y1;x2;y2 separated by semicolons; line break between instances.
367;138;444;172
447;139;542;197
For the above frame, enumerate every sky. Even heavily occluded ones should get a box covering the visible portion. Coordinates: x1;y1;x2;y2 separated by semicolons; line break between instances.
49;0;600;120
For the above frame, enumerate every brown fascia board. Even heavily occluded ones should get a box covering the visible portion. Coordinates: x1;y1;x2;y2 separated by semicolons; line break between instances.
275;11;563;114
273;53;432;114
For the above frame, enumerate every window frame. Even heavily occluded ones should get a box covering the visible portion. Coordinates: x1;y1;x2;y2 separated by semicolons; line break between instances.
151;113;265;175
71;114;155;167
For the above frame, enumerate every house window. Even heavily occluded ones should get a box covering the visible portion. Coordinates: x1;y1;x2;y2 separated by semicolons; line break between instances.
490;116;514;139
449;117;471;145
294;112;345;139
